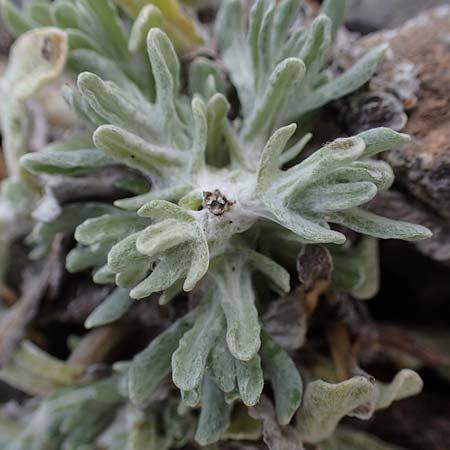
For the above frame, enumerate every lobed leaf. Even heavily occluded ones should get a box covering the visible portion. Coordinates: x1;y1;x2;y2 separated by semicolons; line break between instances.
235;355;264;407
330;208;433;241
376;369;423;410
211;256;261;361
172;297;224;392
295;376;377;443
22;149;114;175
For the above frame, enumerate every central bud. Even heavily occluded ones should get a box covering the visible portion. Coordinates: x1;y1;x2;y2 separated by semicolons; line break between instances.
203;189;235;216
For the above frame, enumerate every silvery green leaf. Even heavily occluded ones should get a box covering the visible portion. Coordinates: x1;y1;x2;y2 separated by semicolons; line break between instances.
210;248;289;362
179;189;204;211
215;0;252;114
46;0;153;92
26;2;52;27
282;27;307;62
75;214;147;246
129;249;186;298
172;296;224;392
282;137;366;196
66;28;98;51
132;200;209;295
0;178;35;217
265;198;346;245
205;94;230;167
332;160;394;192
136;219;194;255
85;288;133;329
78;72;160;139
299;15;331;79
1;0;34;36
357;127;410;158
114;0;204;55
21;149;115;175
320;0;347;40
189;57;226;98
295;376;377;443
298;182;378;213
256;124;298;194
146;28;180;114
279;132;313;166
243;58;305;146
195;377;232;446
242;247;290;293
61;406;118;449
107;232;149;276
28;203;116;259
74;0;129;64
114;185;191;211
66;241;111;272
256;128;407;245
209;329;236;393
270;0;298;62
114;177;151;196
248;0;274;80
211;257;261;361
351;236;380;300
330;208;432;241
93;125;183;178
51;0;80;29
128;5;163;53
129;312;195;407
190;97;208;175
69;49;142;95
235;355;264;407
42;132;94;152
291;44;388;118
261;331;302;425
93;264;116;285
118;269;151;292
376;369;423;410
70;212;148;276
61;82;104;128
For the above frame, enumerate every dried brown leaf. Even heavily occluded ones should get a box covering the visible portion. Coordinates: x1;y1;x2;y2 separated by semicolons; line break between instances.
249;396;305;450
0;235;64;366
297;245;333;312
263;288;309;351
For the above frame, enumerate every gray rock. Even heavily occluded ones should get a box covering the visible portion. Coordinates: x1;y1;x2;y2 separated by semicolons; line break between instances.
346;0;450;32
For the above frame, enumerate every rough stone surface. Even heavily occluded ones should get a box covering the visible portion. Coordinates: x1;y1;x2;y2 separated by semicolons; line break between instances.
346;0;450;32
353;6;450;223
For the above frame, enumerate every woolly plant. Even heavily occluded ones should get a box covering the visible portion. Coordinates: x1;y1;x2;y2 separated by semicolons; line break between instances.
0;0;432;449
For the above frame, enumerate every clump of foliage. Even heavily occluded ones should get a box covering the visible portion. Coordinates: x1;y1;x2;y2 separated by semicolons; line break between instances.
0;1;432;449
